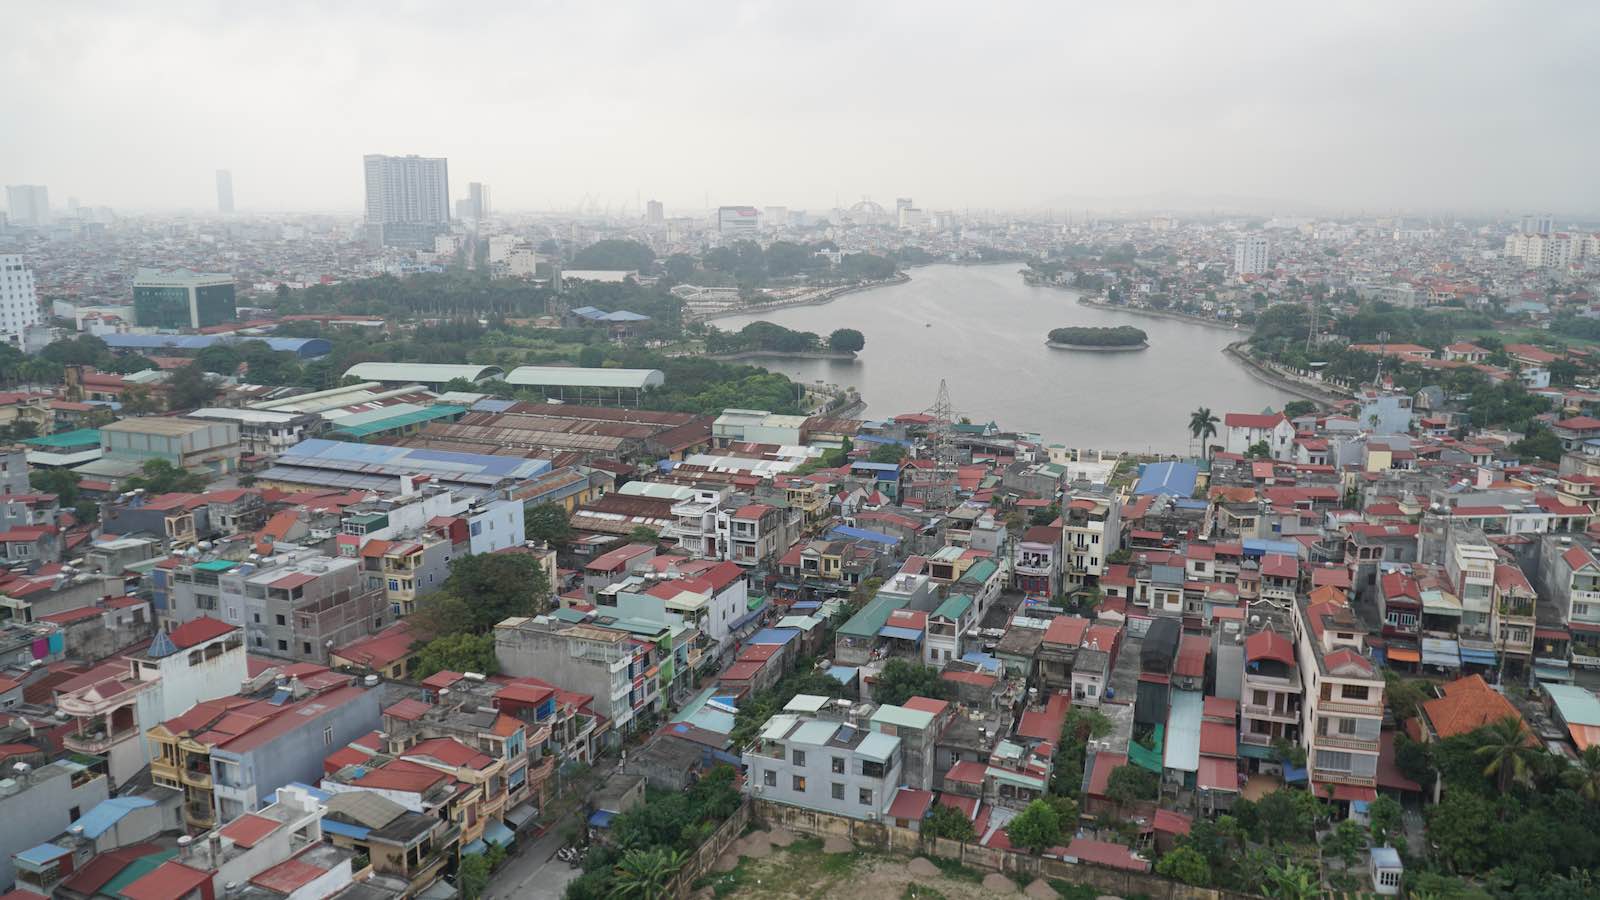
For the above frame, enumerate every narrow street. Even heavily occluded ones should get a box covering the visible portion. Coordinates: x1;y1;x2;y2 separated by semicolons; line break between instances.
483;822;581;900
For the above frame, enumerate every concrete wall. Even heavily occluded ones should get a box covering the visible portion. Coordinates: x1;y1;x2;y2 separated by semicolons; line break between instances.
0;767;110;890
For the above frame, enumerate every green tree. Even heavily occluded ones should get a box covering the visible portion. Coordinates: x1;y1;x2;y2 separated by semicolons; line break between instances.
1004;799;1062;855
628;526;660;544
1475;714;1541;793
1255;790;1311;845
29;468;82;507
1563;745;1600;802
456;853;490;900
1512;425;1563;463
525;502;572;545
1262;861;1318;900
923;802;976;842
414;632;497;679
1245;440;1273;459
1155;845;1212;886
827;328;865;353
432;553;553;634
1187;407;1219;458
1282;400;1317;418
868;443;905;464
1321;818;1367;869
1104;764;1159;805
1428;790;1494;873
872;658;952;707
577;344;606;367
166;362;218;410
1367;794;1402;845
119;385;160;415
609;846;684;898
123;459;210;495
571;239;655;272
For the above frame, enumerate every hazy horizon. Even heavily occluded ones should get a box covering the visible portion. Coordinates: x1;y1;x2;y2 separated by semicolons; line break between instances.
5;1;1599;217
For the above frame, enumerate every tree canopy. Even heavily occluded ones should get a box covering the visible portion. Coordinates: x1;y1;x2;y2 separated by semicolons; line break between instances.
1046;325;1148;347
413;552;552;637
124;459;211;495
571;239;655;272
870;658;952;707
1004;799;1062;855
827;328;865;353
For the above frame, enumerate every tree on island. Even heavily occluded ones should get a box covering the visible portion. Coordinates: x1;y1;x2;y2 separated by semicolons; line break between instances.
1047;325;1147;347
1188;407;1220;459
827;328;865;353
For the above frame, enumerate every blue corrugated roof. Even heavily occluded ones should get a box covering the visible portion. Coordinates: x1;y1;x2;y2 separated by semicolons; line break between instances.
70;796;156;839
100;333;331;357
851;461;901;472
320;819;371;840
1242;538;1300;556
16;843;69;865
879;625;923;642
749;628;797;646
828;525;900;545
1134;462;1198;497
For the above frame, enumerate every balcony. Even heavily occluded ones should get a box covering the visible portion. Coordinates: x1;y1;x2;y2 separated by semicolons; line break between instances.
184;800;215;826
1310;769;1376;788
1242;704;1301;723
1315;697;1383;718
181;766;213;789
64;725;141;754
1313;734;1380;753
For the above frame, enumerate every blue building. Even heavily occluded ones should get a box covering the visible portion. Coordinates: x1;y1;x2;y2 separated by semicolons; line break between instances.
1135;462;1199;497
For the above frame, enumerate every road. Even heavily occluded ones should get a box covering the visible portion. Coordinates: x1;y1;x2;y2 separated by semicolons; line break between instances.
484;822;581;900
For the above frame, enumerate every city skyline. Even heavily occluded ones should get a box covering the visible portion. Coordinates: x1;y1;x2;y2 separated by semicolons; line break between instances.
3;2;1599;216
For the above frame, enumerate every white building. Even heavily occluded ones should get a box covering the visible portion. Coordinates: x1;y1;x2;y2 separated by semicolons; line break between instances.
0;254;43;350
717;205;759;239
362;154;450;248
1223;412;1295;459
5;185;49;226
1233;235;1271;275
1504;231;1597;269
507;247;540;277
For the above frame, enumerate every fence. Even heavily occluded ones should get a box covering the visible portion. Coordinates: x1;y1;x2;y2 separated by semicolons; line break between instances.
752;799;1260;900
662;797;754;898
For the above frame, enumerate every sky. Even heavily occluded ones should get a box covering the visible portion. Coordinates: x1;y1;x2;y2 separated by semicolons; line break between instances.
4;0;1599;217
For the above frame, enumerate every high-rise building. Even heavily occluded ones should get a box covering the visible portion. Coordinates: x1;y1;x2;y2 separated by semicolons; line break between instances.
215;170;234;214
895;197;914;216
1520;213;1554;236
763;206;789;230
5;185;49;226
1234;235;1271;275
468;182;490;219
645;199;664;224
362;154;450;248
133;268;237;330
0;255;42;349
717;205;759;239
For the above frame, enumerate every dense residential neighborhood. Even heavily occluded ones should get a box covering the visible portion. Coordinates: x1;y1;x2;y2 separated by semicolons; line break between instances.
3;196;1600;900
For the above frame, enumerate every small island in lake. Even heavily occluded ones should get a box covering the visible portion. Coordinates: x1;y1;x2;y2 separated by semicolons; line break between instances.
1046;325;1149;351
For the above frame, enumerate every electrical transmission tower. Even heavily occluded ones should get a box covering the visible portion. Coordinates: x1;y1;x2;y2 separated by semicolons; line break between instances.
921;379;959;509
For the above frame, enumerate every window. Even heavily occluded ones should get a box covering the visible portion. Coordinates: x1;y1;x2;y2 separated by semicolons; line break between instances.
277;639;288;651
792;749;806;766
275;614;286;626
1341;684;1370;701
792;775;806;792
861;760;886;779
858;788;873;805
831;782;844;800
302;642;312;656
832;756;846;774
253;613;261;623
1253;690;1267;706
1317;750;1353;772
763;770;776;787
1337;718;1357;736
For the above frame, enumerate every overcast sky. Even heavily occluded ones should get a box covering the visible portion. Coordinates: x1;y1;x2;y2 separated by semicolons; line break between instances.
5;1;1598;217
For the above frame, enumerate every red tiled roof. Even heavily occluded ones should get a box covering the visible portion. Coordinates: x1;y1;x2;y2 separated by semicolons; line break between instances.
405;737;493;770
1421;675;1526;740
383;698;431;721
220;813;281;848
1224;412;1285;430
250;855;328;894
886;787;934;821
1174;636;1209;678
943;760;988;784
1043;616;1089;647
1200;721;1236;758
166;616;236;649
1065;838;1150;872
1245;629;1295;666
1084;751;1129;798
121;861;212;900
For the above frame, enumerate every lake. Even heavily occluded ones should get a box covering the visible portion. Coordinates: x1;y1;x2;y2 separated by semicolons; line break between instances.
712;264;1292;455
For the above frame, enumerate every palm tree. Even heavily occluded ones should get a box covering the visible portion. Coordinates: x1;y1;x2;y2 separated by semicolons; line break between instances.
1188;407;1220;459
1564;745;1600;802
1476;715;1541;793
611;847;686;899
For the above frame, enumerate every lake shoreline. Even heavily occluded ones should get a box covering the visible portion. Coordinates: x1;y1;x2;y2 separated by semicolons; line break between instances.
708;349;858;362
1223;341;1350;404
1075;295;1247;332
696;274;910;323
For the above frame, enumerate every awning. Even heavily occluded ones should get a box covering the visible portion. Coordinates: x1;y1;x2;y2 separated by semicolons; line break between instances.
462;839;487;856
1316;783;1377;803
878;626;923;642
1283;760;1308;784
1535;664;1576;684
1421;638;1460;669
484;818;515;848
504;802;539;832
1238;743;1277;760
1458;646;1497;666
1197;756;1239;793
1570;621;1600;634
773;581;801;591
588;809;617;828
1536;628;1571;641
1570;724;1600;751
1386;646;1421;664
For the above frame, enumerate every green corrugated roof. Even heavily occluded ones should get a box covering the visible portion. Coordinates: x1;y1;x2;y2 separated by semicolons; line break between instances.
870;704;935;730
330;404;467;439
932;594;973;621
837;593;909;638
104;849;178;896
193;559;238;572
957;559;999;585
23;428;101;449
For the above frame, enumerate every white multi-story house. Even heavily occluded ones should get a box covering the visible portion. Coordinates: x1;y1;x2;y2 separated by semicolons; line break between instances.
1234;235;1270;275
666;487;728;558
0;254;43;350
1446;533;1497;666
743;708;903;822
1223;413;1295;460
1294;598;1385;815
1061;492;1121;591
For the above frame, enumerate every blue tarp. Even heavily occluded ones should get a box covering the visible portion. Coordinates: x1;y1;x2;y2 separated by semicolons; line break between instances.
484;818;516;848
961;651;1001;672
1242;538;1300;558
321;820;371;840
1283;760;1308;783
828;525;900;546
588;809;617;828
791;600;822;610
879;625;923;642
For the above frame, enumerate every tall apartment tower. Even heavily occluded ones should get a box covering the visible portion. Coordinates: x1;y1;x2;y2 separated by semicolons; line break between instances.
1234;235;1271;275
5;186;50;226
468;182;490;219
0;255;42;349
1520;213;1554;236
362;154;450;248
645;199;664;224
216;170;234;214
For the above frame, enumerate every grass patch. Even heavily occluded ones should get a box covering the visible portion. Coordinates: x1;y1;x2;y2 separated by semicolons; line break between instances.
703;856;756;899
1049;880;1101;900
901;886;949;900
927;856;985;884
